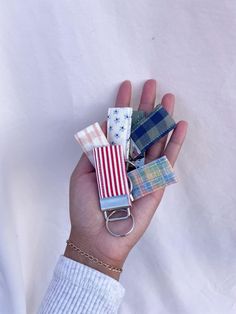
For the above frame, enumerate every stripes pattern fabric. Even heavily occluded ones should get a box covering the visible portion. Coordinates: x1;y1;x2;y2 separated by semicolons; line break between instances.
107;107;133;160
130;105;176;158
74;122;109;165
128;156;177;200
93;145;130;203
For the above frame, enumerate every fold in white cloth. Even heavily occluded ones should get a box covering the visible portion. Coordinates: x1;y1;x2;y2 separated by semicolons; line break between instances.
38;256;125;314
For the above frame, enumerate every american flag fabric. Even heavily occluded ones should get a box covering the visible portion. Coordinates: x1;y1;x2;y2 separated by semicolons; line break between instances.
128;156;177;200
74;122;109;165
107;107;133;160
130;105;176;158
93;145;131;209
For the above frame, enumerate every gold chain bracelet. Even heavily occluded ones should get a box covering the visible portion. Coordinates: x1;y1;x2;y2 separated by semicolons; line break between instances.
66;240;123;273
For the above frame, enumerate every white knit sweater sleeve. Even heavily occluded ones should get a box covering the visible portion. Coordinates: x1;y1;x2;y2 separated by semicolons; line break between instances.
38;255;125;314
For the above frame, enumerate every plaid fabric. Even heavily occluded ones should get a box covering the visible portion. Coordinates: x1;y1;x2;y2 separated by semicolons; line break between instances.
107;107;133;160
133;157;145;169
131;110;146;129
74;122;109;165
128;156;177;200
130;110;146;165
130;105;176;157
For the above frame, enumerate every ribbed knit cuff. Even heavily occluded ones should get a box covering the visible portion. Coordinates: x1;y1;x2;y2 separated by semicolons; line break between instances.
38;255;125;314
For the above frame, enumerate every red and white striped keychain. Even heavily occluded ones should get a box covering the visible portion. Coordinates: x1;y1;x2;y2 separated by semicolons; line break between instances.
93;145;135;237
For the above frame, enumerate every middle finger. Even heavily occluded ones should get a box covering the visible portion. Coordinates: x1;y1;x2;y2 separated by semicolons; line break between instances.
138;79;157;112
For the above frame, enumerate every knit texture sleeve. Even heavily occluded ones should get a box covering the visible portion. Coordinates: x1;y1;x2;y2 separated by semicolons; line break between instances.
38;255;125;314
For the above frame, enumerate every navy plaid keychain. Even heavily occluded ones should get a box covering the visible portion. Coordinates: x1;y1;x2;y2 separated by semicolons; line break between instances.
130;104;176;159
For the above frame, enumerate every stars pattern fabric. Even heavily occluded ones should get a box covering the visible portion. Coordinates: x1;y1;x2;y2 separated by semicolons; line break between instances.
107;107;133;160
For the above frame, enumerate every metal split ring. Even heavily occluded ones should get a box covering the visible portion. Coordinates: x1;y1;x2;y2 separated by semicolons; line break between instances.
105;209;135;237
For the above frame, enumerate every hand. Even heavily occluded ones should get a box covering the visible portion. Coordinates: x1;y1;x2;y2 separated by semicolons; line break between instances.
64;79;188;280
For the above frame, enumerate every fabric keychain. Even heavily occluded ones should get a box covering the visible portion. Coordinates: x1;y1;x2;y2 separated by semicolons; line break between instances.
107;107;133;160
74;122;109;166
93;145;135;237
130;104;176;159
128;155;177;200
130;110;146;168
131;110;146;128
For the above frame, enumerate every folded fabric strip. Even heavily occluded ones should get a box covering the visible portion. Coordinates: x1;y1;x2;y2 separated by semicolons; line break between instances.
131;110;146;129
130;105;176;158
130;110;146;167
128;156;177;200
93;145;131;210
74;122;109;165
132;158;145;169
107;107;133;160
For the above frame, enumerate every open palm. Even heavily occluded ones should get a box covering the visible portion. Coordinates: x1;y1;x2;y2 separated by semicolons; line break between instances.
65;79;188;280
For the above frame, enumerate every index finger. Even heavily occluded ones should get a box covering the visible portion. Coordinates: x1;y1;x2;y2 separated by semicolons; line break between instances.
115;80;132;107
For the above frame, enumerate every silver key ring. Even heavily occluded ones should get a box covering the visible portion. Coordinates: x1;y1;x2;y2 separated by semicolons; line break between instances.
105;209;135;237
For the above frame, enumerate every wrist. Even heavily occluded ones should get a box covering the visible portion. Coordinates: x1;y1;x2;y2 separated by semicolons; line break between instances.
64;240;123;281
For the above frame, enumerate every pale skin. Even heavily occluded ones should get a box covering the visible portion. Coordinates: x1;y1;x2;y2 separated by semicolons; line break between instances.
64;79;188;281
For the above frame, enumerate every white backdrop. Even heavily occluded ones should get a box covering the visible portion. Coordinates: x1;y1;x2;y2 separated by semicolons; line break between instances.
1;1;236;313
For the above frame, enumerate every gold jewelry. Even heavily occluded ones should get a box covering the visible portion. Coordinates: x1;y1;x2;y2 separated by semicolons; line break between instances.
66;240;123;273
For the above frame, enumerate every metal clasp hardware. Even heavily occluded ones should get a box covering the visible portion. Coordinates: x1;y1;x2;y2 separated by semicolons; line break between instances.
103;207;131;222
